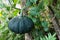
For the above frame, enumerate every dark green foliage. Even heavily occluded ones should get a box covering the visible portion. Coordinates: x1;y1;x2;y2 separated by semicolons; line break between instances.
29;7;39;16
8;16;34;34
26;0;32;6
41;21;49;32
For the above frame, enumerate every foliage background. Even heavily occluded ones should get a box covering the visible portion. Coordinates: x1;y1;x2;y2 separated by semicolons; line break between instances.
0;0;60;40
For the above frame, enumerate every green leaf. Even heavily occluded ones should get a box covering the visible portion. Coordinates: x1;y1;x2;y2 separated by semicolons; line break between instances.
41;21;48;27
43;0;49;6
6;6;10;11
44;27;49;32
45;33;56;40
26;0;32;6
49;0;53;5
0;4;3;8
13;9;19;16
40;33;56;40
34;37;40;40
29;7;39;16
41;21;49;31
38;0;44;10
29;0;44;16
13;0;18;4
32;17;37;23
28;15;37;23
30;0;37;3
0;0;4;8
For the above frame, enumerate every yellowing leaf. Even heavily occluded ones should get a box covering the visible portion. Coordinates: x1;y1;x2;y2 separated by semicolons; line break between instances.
0;14;2;16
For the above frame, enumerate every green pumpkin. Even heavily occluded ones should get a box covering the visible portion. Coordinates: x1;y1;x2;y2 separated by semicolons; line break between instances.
8;16;34;34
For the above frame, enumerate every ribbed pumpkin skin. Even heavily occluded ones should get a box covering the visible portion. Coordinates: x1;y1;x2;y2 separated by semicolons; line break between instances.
18;16;34;34
8;16;34;34
8;16;20;33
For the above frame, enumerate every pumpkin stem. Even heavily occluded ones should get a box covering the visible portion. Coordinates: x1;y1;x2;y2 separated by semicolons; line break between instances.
20;9;23;17
20;6;26;17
